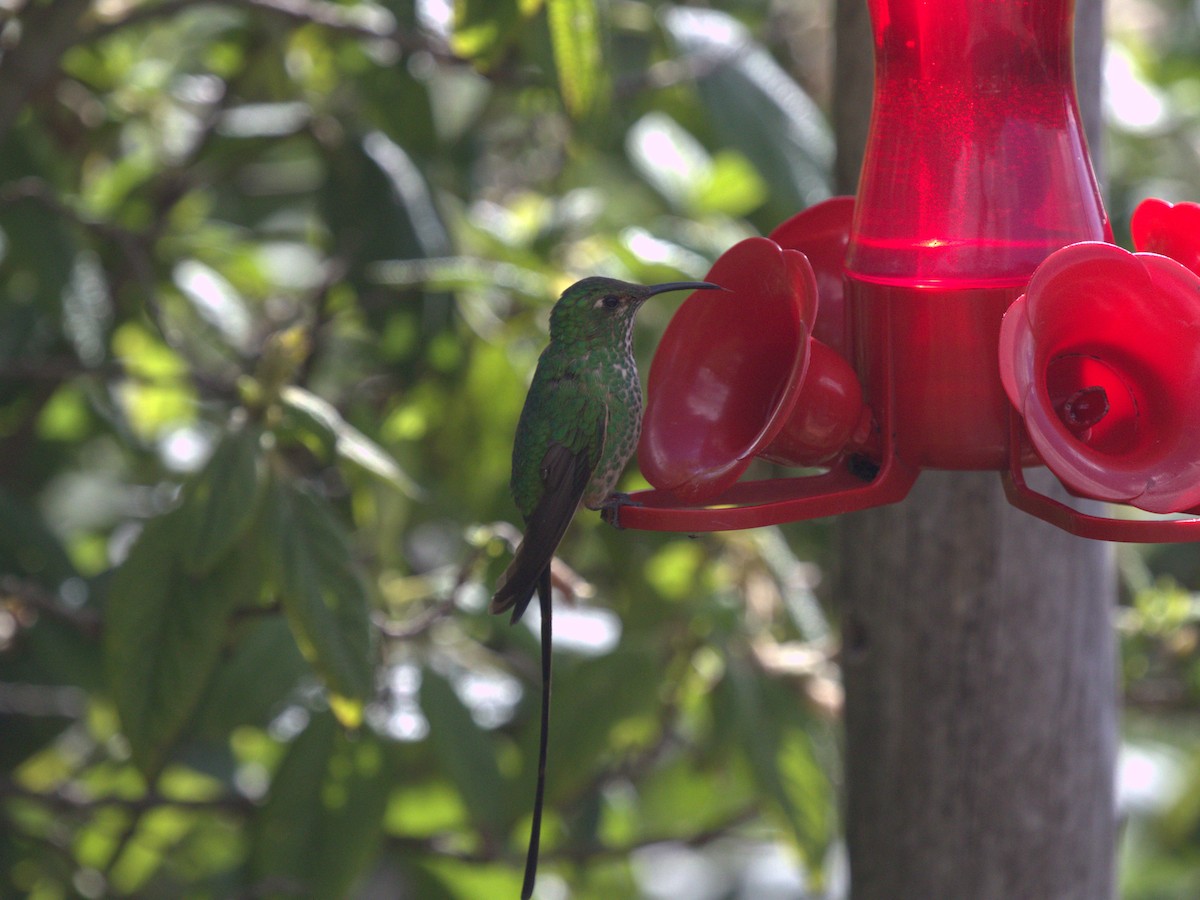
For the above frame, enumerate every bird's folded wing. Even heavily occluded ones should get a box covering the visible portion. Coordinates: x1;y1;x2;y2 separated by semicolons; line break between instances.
491;431;601;623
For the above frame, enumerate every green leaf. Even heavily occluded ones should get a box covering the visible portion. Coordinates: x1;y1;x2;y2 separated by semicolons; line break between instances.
451;0;542;66
0;610;100;769
186;617;309;740
633;753;755;840
173;258;254;353
543;644;663;800
693;150;769;217
319;132;452;296
249;712;390;899
776;726;833;862
712;650;833;866
280;386;422;499
0;138;76;366
644;539;707;600
408;859;525;899
110;322;197;438
625;114;763;217
178;423;265;575
661;7;833;222
420;671;510;838
0;488;78;585
104;511;267;775
547;0;607;118
626;112;712;211
268;478;374;715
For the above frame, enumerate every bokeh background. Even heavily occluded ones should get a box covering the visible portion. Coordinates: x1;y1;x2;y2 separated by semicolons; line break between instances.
0;1;1197;897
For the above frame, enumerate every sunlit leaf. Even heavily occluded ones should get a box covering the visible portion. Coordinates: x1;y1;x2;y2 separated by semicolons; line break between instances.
360;131;452;259
694;150;769;217
451;0;542;66
626;114;763;217
406;859;525;899
626;112;712;210
36;384;93;442
320;133;452;300
644;539;706;600
776;726;833;864
1157;750;1200;856
111;322;197;438
107;803;206;893
172;259;255;354
547;0;607;118
384;781;469;837
632;752;756;839
661;7;833;221
279;385;422;498
423;340;526;509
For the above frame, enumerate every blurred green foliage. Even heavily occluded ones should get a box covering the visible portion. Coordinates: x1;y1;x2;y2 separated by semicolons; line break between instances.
0;2;840;897
0;1;1196;898
1108;4;1200;898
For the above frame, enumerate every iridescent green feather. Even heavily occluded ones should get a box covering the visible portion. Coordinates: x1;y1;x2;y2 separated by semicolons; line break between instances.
509;344;608;521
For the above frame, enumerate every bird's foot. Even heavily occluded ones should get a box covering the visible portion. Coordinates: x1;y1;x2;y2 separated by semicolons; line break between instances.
599;492;643;529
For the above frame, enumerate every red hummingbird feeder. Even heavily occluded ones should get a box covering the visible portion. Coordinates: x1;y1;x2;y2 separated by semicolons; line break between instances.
619;0;1200;541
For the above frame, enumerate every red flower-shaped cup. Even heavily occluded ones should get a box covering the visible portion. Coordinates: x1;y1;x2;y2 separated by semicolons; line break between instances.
639;236;867;503
1131;198;1200;277
999;241;1200;513
769;196;855;357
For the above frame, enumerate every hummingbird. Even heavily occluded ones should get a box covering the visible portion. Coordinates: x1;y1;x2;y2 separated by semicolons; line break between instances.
491;276;724;899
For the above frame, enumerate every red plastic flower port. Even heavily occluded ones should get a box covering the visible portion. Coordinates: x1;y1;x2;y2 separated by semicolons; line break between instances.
638;237;815;502
769;196;855;357
638;235;870;504
1131;198;1200;277
999;241;1200;513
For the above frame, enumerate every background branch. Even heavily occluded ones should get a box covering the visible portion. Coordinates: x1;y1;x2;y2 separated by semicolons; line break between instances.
0;0;93;145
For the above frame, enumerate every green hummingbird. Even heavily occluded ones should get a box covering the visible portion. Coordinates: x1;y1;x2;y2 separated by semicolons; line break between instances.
492;276;724;622
491;275;723;899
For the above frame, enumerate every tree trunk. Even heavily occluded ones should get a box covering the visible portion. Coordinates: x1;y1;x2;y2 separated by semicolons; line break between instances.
832;2;1118;899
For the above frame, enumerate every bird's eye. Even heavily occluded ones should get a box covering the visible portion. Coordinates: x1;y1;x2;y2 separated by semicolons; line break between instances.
600;294;621;310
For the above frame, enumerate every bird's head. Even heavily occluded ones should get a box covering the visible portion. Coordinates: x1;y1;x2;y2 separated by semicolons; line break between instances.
548;276;724;346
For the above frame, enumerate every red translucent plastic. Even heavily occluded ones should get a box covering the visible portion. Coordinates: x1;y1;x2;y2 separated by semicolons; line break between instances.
761;340;869;468
846;0;1110;470
848;280;1026;468
615;454;916;532
847;0;1109;283
769;196;856;356
999;242;1200;513
1003;413;1200;543
638;238;810;501
626;220;896;532
620;0;1200;540
1131;198;1200;276
637;238;869;504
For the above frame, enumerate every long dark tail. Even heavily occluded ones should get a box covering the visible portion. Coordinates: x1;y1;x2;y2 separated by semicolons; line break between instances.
520;566;552;900
490;540;540;624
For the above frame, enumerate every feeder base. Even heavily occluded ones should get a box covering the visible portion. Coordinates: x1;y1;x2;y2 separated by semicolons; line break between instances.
612;453;917;532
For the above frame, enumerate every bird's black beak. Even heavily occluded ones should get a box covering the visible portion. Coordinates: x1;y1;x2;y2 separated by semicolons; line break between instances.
643;280;727;298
